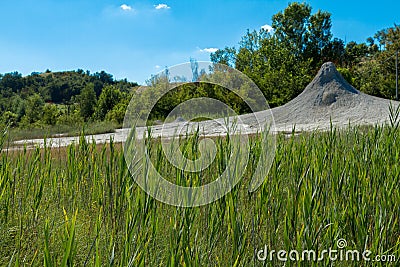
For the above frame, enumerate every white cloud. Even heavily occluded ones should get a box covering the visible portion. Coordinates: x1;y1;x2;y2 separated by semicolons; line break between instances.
155;4;171;10
120;4;133;11
199;47;218;53
155;65;161;69
261;24;274;33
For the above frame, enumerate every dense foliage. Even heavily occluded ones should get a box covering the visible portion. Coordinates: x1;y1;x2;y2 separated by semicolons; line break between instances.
0;70;138;128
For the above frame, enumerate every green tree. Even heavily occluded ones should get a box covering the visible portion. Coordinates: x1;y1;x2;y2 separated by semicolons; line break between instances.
272;2;333;67
25;93;45;123
235;30;266;73
2;111;18;126
43;104;58;125
348;24;400;99
0;71;24;93
95;85;122;120
353;60;392;98
272;2;312;57
337;67;354;85
305;10;332;65
210;47;236;67
343;41;370;68
105;101;128;124
322;38;346;66
374;24;400;51
79;83;97;121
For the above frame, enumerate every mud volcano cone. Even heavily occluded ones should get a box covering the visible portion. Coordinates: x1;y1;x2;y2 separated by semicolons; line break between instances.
270;62;398;130
304;62;359;106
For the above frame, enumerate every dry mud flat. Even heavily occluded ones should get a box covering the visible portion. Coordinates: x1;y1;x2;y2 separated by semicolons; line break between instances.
14;62;400;148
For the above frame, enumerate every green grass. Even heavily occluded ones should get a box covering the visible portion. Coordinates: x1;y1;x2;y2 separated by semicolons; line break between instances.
0;123;399;266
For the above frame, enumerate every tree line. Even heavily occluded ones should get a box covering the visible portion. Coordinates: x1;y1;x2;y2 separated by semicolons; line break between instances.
0;69;138;128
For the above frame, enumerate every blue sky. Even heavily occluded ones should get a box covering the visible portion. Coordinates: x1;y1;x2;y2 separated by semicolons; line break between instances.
0;0;398;84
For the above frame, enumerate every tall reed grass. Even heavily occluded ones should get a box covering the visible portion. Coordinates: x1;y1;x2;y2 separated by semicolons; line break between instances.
0;122;399;266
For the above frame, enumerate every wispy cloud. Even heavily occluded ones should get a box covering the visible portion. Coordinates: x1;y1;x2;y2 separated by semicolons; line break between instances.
199;47;218;53
120;4;133;11
261;24;274;33
154;4;171;10
155;65;161;69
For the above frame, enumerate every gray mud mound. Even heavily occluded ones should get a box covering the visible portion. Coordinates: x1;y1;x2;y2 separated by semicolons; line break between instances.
306;61;359;107
266;62;399;131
